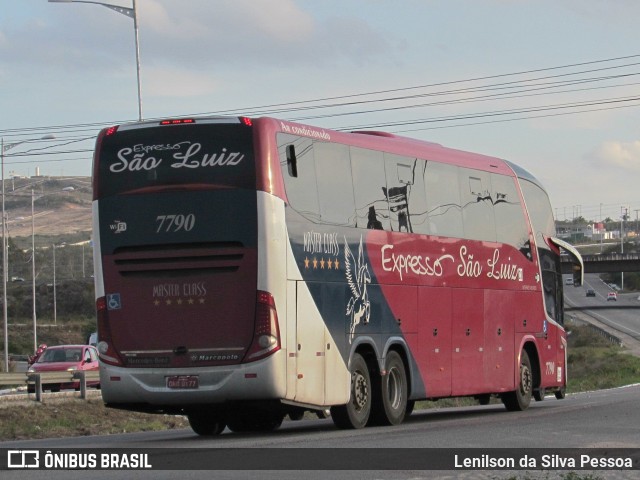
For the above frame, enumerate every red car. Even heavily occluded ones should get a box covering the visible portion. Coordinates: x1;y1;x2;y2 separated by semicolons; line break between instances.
27;345;100;393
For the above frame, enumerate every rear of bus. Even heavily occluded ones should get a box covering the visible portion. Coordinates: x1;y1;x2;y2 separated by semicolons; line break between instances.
92;117;285;412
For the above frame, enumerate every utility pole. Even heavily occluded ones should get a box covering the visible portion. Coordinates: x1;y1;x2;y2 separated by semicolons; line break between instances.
600;203;603;254
621;206;629;291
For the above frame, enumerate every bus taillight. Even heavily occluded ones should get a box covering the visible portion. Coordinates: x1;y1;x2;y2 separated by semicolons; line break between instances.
243;291;281;363
105;125;118;136
95;296;124;366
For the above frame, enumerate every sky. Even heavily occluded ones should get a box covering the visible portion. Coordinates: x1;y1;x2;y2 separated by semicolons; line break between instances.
2;0;640;224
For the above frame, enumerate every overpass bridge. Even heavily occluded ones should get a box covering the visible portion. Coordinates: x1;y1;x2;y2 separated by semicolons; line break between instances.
561;253;640;274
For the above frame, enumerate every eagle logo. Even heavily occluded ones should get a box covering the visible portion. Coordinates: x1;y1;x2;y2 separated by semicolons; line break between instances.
345;236;371;343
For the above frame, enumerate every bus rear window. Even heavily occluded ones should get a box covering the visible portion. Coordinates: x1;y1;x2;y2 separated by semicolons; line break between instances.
94;123;255;198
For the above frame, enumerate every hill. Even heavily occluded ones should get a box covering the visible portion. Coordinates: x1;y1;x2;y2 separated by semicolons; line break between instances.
0;177;94;360
5;176;92;239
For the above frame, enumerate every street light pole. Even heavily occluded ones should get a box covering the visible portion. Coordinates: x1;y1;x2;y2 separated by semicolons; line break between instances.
1;135;55;371
599;203;603;254
31;189;37;353
132;0;142;121
53;245;57;326
49;0;143;120
1;138;8;372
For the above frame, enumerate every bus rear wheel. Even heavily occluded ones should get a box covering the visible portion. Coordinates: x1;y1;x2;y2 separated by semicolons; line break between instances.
371;351;407;425
502;349;533;411
331;353;371;429
187;410;226;436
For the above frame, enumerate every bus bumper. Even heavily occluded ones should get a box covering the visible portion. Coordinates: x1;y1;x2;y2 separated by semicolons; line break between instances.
99;352;287;408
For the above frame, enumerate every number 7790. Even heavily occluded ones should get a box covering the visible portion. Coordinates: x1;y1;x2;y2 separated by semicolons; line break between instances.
155;214;195;233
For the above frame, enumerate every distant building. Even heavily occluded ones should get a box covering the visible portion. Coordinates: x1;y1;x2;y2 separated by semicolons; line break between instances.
556;222;617;243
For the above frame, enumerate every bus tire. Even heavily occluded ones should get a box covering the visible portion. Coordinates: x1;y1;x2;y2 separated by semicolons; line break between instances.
371;351;407;425
405;400;415;417
555;386;566;400
288;409;304;421
502;349;533;411
187;410;226;436
331;353;371;429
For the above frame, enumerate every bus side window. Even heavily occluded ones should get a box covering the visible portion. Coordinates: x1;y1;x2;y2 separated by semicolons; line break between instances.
491;173;531;259
386;156;430;235
459;168;496;242
314;142;356;227
351;147;390;231
425;162;463;238
278;134;321;222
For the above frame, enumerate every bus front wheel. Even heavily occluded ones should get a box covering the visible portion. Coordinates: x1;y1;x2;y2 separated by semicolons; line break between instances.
331;353;372;429
502;349;533;411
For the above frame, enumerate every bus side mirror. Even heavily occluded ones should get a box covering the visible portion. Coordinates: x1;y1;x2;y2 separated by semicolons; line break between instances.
549;237;584;288
572;265;582;287
286;145;298;178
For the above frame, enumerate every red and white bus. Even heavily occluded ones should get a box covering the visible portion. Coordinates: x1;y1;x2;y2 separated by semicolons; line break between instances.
92;116;583;435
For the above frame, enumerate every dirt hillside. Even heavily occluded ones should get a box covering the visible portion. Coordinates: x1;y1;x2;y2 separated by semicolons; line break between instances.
5;176;92;238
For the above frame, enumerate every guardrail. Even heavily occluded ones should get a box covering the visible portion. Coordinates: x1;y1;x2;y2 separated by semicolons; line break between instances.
0;370;100;402
567;315;624;347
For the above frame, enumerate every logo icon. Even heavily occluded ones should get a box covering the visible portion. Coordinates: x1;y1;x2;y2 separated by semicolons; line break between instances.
344;236;371;343
110;220;127;234
8;450;40;469
107;293;122;310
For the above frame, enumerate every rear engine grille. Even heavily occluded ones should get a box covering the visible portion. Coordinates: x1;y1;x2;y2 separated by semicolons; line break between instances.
112;242;245;277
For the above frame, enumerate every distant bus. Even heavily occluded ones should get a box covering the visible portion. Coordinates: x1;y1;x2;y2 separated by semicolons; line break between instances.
92;116;583;435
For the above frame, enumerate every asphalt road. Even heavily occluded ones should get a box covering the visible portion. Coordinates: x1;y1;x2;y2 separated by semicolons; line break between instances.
2;384;639;479
3;275;639;479
564;273;640;354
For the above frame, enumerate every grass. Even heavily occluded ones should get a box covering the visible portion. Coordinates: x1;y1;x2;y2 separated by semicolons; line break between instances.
1;325;639;442
0;397;189;440
566;324;640;391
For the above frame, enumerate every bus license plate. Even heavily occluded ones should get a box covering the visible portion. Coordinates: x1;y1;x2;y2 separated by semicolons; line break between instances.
167;375;199;389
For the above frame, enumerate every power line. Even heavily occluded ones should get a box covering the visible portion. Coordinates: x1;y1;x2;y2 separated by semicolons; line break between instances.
390;101;640;133
289;75;640;123
190;53;640;117
333;95;640;131
3;53;640;138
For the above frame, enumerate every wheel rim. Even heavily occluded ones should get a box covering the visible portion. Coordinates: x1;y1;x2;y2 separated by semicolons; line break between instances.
387;367;402;410
520;362;532;396
352;370;369;412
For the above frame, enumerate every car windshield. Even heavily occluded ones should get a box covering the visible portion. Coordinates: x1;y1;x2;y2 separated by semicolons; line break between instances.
38;348;82;363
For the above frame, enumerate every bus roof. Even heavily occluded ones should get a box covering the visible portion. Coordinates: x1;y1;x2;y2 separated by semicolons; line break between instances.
255;117;515;177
